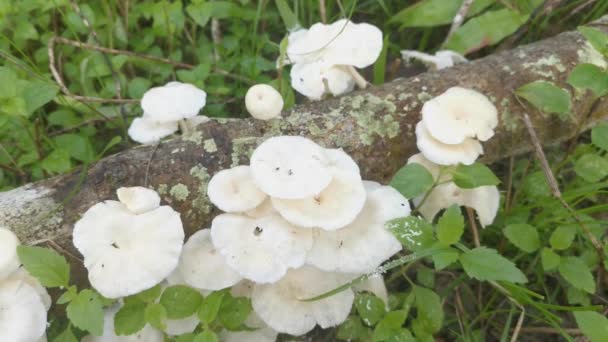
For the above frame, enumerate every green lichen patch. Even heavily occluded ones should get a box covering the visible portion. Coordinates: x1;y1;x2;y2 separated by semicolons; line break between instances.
203;139;218;153
157;184;168;196
340;94;401;145
169;183;190;201
522;54;566;79
577;42;608;68
189;165;212;217
231;137;259;167
182;131;203;145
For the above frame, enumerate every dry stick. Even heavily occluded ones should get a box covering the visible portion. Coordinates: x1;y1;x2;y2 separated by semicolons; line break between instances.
444;0;473;44
465;207;481;247
319;0;327;23
211;19;222;63
519;327;583;335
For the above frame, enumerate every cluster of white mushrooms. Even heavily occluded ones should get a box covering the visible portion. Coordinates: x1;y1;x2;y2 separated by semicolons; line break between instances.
0;228;51;342
409;86;501;227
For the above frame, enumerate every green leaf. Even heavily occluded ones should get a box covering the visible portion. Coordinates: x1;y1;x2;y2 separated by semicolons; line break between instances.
274;0;299;31
436;205;464;245
160;285;204;319
414;286;443;334
114;301;147;335
541;248;560;271
48;110;80;128
567;63;608;97
460;247;528;283
390;163;434;198
574;311;608;342
127;77;152;99
175;333;197;342
574;153;608;183
54;134;95;163
22;81;58;115
218;295;252;330
53;326;78;342
516;81;572;119
372;310;409;342
41;149;72;173
194;331;219;342
549;226;577;250
57;286;79;304
145;303;168;331
338;316;372;341
99;136;122;157
17;245;70;287
591;122;608;152
198;291;225;324
431;245;460;270
559;257;595;293
567;287;590;306
135;284;162;303
452;163;500;189
355;293;387;326
503;223;540;253
578;26;608;56
390;0;494;28
66;289;104;336
387;216;435;252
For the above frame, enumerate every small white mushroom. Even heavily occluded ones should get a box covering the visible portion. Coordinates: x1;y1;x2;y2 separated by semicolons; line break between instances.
401;50;468;70
210;213;312;283
81;304;163;342
363;180;382;192
116;186;161;214
0;227;20;281
421;87;498;144
207;166;267;213
324;148;360;175
245;199;276;219
251;266;354;336
140;81;207;123
271;168;366;230
250;136;332;199
245;84;284;120
0;279;47;342
290;62;355;100
415;121;483;166
127;117;179;145
178;229;242;291
6;268;52;311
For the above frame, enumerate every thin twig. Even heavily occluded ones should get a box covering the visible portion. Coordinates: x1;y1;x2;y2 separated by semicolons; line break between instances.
319;0;327;23
466;207;481;247
211;18;222;63
444;0;473;44
519;327;582;335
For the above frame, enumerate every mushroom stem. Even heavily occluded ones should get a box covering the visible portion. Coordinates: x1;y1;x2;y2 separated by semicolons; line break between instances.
178;119;192;136
345;66;368;89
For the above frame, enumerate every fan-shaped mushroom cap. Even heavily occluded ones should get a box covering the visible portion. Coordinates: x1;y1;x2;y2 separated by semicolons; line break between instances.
363;180;382;192
245;199;276;218
208;166;267;213
421;87;498;144
325;148;360;175
140;82;207;123
82;304;163;342
178;229;242;291
73;198;184;298
245;84;284;120
116;187;161;214
0;279;47;342
0;227;20;281
211;213;312;283
272;168;366;230
250;136;332;199
128;117;178;145
290;62;355;100
414;182;500;227
416;122;483;166
252;266;354;336
306;186;407;273
353;274;389;306
6;268;52;311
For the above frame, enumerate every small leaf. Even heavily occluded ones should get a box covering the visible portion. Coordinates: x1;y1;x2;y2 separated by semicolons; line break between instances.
194;331;219;342
574;311;608;342
549;226;577;250
516;81;572;119
567;63;608;97
114;301;147;335
414;286;443;334
338;316;372;341
541;248;560;271
17;245;70;288
218;295;252;330
591;122;608;151
390;163;434;198
355;293;387;326
460;247;528;283
22;81;59;115
66;289;104;336
53;326;78;342
198;291;225;324
559;257;595;294
160;285;204;319
145;303;168;331
390;0;494;28
503;224;540;253
578;26;608;56
436;205;464;245
41;149;72;174
136;284;162;303
431;245;460;270
372;310;409;342
387;216;435;252
452;163;500;189
54;134;95;163
574;153;608;183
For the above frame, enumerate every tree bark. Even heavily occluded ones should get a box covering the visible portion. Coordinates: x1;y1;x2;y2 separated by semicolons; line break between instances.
1;20;607;279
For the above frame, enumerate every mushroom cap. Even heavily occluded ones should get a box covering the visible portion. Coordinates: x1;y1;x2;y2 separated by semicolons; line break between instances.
271;168;366;230
116;187;161;214
0;279;47;342
250;136;332;199
290;62;355;100
324;148;360;175
251;266;354;336
0;227;20;281
305;186;407;273
73;201;184;298
81;304;163;342
363;180;382;192
421;87;498;144
210;213;313;284
415;121;483;166
245;199;276;219
245;84;284;120
127;117;178;145
230;280;255;298
325;66;356;96
178;229;242;291
140;82;207;123
6;268;52;311
208;166;268;213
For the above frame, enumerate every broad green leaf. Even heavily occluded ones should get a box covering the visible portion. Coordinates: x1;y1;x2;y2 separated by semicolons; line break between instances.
574;154;608;183
503;223;540;253
559;257;595;293
436;205;464;245
541;248;560;271
274;0;299;31
41;149;72;174
355;293;387;326
114;301;146;335
574;311;608;342
567;63;608;97
54;134;95;163
136;284;162;303
175;333;197;342
431;245;460;270
373;35;389;85
194;331;219;342
99;136;122;157
390;163;434;198
591;122;608;151
567;287;591;306
414;286;443;334
549;226;576;250
198;291;225;324
578;26;608;56
522;171;551;197
338;316;372;341
145;303;168;331
416;267;435;289
66;289;104;336
218;295;252;330
516;81;572;119
372;310;410;342
452;163;500;189
127;77;152;99
0;66;19;98
390;0;495;28
387;216;435;252
57;286;78;304
53;326;78;342
160;285;204;319
17;245;70;287
48;109;80;128
22;81;58;115
460;247;528;283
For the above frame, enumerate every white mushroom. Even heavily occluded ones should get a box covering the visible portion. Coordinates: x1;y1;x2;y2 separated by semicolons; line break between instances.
210;213;312;283
421;87;498;144
271;168;366;230
73;192;184;298
116;186;161;214
81;304;163;342
401;50;468;70
140;82;207;123
250;136;332;199
162;271;208;336
6;268;52;311
245;84;284;120
127;117;178;145
0;227;20;281
245;199;276;219
207;166;267;213
415;121;483;166
251;266;354;336
178;229;242;291
0;279;47;342
324;148;360;175
290;62;355;100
